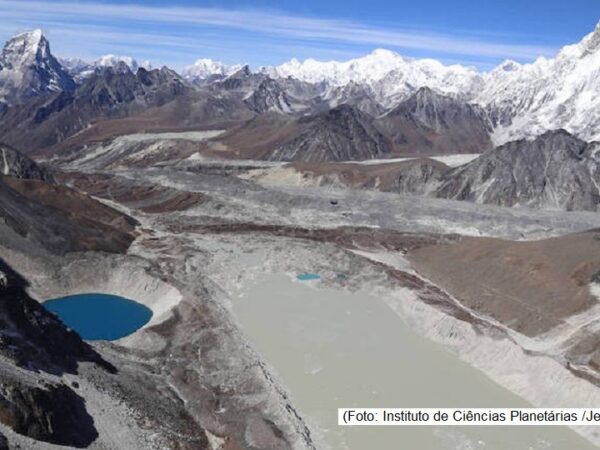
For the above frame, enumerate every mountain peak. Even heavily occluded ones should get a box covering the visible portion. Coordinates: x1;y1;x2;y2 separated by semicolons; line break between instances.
182;58;244;81
228;64;251;78
13;28;44;44
16;28;44;45
1;28;50;68
95;54;137;70
368;48;402;60
0;29;75;104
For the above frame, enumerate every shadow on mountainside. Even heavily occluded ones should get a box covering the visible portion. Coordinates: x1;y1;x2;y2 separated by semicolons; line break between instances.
0;258;116;375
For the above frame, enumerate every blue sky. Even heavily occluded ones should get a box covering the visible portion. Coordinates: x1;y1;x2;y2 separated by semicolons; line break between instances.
0;0;598;71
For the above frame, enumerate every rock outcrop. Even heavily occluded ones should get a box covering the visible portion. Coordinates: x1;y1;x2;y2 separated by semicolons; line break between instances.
0;261;110;446
0;260;113;374
265;104;391;162
376;87;492;155
245;78;295;114
0;143;53;182
0;377;98;448
434;130;600;211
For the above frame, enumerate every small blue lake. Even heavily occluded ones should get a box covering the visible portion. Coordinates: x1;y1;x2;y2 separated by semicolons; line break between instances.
296;273;321;281
43;293;152;341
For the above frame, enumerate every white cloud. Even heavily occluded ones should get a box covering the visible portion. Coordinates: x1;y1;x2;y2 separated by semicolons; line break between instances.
0;0;558;65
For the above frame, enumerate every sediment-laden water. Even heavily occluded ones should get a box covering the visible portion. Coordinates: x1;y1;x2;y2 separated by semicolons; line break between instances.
232;274;597;450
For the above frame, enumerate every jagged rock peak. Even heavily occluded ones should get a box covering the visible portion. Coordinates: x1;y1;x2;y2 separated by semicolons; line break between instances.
227;64;252;78
0;29;75;103
1;29;48;68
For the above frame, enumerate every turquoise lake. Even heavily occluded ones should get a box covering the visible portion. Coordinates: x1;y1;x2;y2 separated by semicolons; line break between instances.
43;293;152;341
296;273;321;281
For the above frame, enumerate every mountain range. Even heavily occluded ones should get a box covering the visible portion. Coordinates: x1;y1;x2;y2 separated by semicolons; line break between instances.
1;23;600;146
1;25;600;210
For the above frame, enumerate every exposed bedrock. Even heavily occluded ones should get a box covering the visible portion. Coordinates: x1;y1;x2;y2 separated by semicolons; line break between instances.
0;143;53;182
0;261;109;447
264;105;391;162
375;87;493;156
434;130;600;211
0;259;113;375
0;376;97;448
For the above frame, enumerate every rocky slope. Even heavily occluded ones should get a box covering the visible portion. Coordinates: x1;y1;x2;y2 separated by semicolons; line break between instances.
0;260;113;375
324;81;385;116
244;77;296;114
376;87;492;155
240;127;600;213
264;104;391;162
407;229;600;336
0;259;111;447
0;255;213;450
0;165;320;449
0;175;138;255
0;144;138;254
0;142;53;182
434;130;600;211
0;65;191;152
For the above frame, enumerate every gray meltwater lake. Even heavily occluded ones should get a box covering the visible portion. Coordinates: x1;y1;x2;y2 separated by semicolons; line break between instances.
231;274;597;450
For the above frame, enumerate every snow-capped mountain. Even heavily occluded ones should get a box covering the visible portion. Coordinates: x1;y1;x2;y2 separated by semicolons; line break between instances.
264;49;483;107
477;22;600;144
261;22;600;144
0;29;75;104
95;54;151;72
182;58;244;82
61;54;152;81
59;57;90;75
4;22;600;150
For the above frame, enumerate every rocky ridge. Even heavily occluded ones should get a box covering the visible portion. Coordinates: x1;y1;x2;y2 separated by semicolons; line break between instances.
265;104;391;162
434;130;600;211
